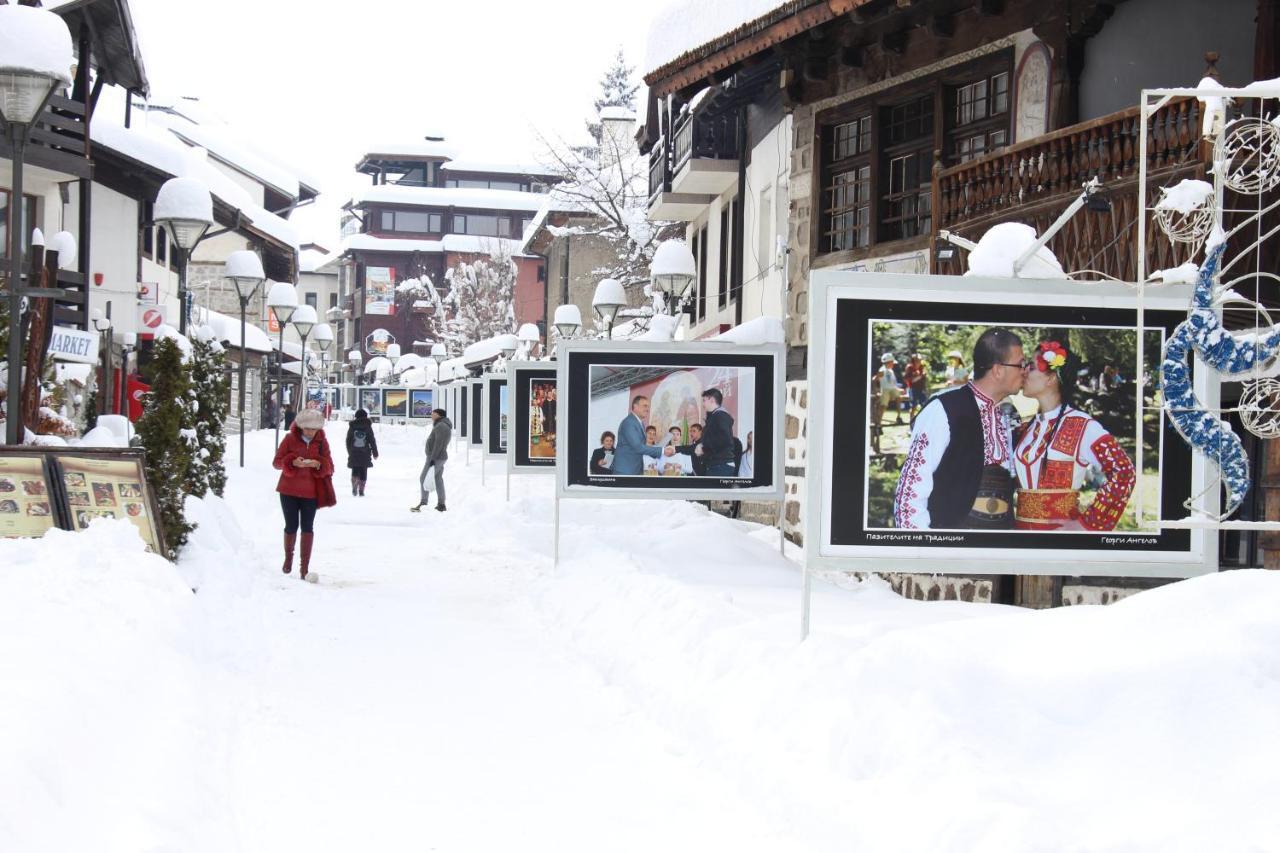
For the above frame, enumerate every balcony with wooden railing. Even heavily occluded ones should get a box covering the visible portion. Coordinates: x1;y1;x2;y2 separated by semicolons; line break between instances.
933;97;1209;280
0;93;92;179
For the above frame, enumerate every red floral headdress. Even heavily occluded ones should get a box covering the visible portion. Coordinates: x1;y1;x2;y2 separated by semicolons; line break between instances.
1035;341;1069;374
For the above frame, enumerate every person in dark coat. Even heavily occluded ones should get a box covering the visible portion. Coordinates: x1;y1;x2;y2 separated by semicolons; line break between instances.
589;431;616;475
345;408;379;496
273;408;335;580
283;403;296;430
412;408;452;512
695;388;736;476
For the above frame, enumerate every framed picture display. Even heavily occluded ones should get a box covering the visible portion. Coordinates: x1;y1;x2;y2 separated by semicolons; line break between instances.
458;382;469;437
484;375;508;458
470;380;484;447
556;340;785;500
58;450;166;555
358;387;383;418
410;389;434;419
805;269;1212;578
382;388;408;418
508;362;557;473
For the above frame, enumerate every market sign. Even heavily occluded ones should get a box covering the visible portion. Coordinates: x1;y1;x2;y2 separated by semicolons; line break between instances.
47;327;99;364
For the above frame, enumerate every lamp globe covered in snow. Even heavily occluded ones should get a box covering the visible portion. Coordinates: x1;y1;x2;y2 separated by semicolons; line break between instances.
592;277;627;337
554;304;582;340
290;304;317;339
650;240;696;308
386;343;402;376
313;323;334;354
154;176;212;251
430;343;447;364
266;280;298;326
498;334;518;360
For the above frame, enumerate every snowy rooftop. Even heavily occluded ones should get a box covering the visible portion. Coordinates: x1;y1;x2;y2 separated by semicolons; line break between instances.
346;184;549;213
157;115;302;200
91;118;300;252
440;160;559;178
192;307;273;353
600;106;637;121
299;248;339;274
645;0;804;77
360;140;458;161
338;232;532;259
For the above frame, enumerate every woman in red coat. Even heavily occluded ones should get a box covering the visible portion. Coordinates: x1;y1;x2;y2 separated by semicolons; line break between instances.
273;408;335;580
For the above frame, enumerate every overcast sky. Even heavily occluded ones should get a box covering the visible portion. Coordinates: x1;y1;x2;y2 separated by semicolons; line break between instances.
124;0;662;243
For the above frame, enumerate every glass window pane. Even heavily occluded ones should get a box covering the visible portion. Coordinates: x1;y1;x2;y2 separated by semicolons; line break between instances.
380;210;395;230
394;211;432;232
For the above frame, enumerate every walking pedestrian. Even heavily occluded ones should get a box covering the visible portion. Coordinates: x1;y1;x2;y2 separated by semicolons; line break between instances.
283;402;296;430
345;408;379;496
273;408;337;581
411;408;452;513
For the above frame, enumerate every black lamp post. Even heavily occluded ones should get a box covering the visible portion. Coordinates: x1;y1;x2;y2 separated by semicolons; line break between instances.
266;280;298;448
224;250;265;466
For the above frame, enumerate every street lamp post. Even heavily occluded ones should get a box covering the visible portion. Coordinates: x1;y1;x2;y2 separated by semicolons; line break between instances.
91;306;112;415
313;322;334;417
592;278;627;339
154;176;213;335
553;304;582;343
348;349;363;410
290;305;317;413
431;342;447;385
224;250;265;467
1;5;73;445
266;281;298;448
117;331;137;420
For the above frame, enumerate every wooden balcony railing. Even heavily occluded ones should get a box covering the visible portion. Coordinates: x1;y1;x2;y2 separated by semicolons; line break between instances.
671;110;739;174
648;145;670;204
0;93;92;179
934;97;1209;280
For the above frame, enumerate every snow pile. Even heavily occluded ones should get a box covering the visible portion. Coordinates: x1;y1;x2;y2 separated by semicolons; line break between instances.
1151;261;1201;285
965;221;1068;279
0;5;73;83
645;0;794;75
0;521;238;852
78;424;129;448
714;316;785;345
1156;178;1214;214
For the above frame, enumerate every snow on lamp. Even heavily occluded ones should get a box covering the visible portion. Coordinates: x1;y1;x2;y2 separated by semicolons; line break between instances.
266;280;298;325
224;250;265;300
0;5;73;127
291;304;317;339
430;343;447;364
313;323;334;354
554;304;582;339
592;277;627;335
498;334;518;359
650;240;696;306
153;176;213;251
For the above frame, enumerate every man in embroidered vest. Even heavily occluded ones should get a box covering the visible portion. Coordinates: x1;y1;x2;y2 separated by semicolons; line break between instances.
893;327;1026;529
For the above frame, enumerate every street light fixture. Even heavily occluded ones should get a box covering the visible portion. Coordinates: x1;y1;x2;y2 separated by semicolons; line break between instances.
1;4;73;446
92;306;112;416
430;342;447;385
313;322;334;414
290;304;317;412
154;176;213;335
517;322;541;359
498;333;518;360
224;249;265;466
553;304;582;340
650;239;697;314
266;280;298;447
592;277;627;338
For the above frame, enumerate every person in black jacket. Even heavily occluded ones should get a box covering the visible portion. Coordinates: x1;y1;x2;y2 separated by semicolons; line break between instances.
589;431;616;475
345;409;379;496
695;388;736;476
673;423;707;476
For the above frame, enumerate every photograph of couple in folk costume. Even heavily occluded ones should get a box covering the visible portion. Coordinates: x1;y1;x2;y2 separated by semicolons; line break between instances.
866;323;1158;533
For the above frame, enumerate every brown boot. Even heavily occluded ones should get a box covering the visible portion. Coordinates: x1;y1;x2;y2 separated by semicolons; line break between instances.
282;532;296;574
299;532;314;580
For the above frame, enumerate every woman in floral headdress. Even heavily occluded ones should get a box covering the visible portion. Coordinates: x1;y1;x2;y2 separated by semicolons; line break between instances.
1013;340;1136;531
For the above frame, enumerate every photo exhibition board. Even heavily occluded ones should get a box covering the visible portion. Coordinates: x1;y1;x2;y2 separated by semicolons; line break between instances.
805;270;1213;578
556;340;785;501
485;375;508;459
470;380;484;447
507;362;557;473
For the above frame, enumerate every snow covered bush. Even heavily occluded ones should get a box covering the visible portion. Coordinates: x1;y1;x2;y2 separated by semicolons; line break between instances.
188;330;230;498
136;337;195;557
442;244;518;350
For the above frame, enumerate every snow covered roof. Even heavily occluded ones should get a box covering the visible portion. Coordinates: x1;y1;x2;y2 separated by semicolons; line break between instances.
347;184;550;213
439;160;560;178
441;234;530;257
359;140;458;162
600;106;637;122
713;316;785;345
299;248;338;274
91;117;300;252
644;0;819;81
161;118;302;200
195;307;273;353
338;232;533;259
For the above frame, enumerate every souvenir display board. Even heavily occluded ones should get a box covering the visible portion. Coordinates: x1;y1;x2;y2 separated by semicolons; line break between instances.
805;270;1212;578
507;362;557;473
484;375;508;458
410;389;434;419
0;448;166;554
556;341;785;500
470;380;484;447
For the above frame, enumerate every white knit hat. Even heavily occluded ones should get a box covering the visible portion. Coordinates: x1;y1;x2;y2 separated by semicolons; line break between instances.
295;408;325;429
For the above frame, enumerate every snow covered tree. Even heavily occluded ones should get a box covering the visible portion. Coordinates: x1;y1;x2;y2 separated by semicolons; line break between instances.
441;244;517;350
188;329;230;498
394;273;450;347
585;49;639;149
136;336;195;557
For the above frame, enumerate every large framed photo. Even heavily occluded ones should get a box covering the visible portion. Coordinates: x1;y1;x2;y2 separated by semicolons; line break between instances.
470;380;484;447
453;383;467;437
358;387;383;417
508;362;557;472
410;389;434;419
557;341;784;500
382;388;408;419
806;271;1212;578
484;375;508;458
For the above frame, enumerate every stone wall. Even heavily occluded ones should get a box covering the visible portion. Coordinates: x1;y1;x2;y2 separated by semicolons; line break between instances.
783;379;808;542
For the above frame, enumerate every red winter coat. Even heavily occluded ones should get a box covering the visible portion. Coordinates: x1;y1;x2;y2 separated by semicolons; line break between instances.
274;424;336;500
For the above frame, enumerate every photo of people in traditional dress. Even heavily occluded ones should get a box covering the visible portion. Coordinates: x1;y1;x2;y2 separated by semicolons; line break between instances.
586;365;753;478
865;321;1159;532
529;379;557;460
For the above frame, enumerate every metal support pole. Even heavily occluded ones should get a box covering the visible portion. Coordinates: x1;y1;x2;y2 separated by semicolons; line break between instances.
505;462;510;502
296;331;311;413
778;498;786;556
800;560;811;642
275;326;285;448
5;130;27;445
238;293;250;467
176;247;189;335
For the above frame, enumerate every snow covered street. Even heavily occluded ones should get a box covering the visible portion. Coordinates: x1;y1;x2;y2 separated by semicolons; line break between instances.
4;422;1280;852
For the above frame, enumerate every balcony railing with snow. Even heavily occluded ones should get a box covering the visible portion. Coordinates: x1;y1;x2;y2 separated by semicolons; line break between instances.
933;97;1208;280
648;145;670;204
671;110;739;175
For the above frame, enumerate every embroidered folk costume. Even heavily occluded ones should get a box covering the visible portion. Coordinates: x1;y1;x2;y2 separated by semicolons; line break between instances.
1012;341;1136;531
893;382;1018;529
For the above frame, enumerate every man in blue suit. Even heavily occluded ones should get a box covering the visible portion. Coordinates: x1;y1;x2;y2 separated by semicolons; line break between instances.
612;395;668;475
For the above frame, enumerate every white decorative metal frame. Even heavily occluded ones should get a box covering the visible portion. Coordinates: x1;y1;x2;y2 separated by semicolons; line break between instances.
1139;82;1280;531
